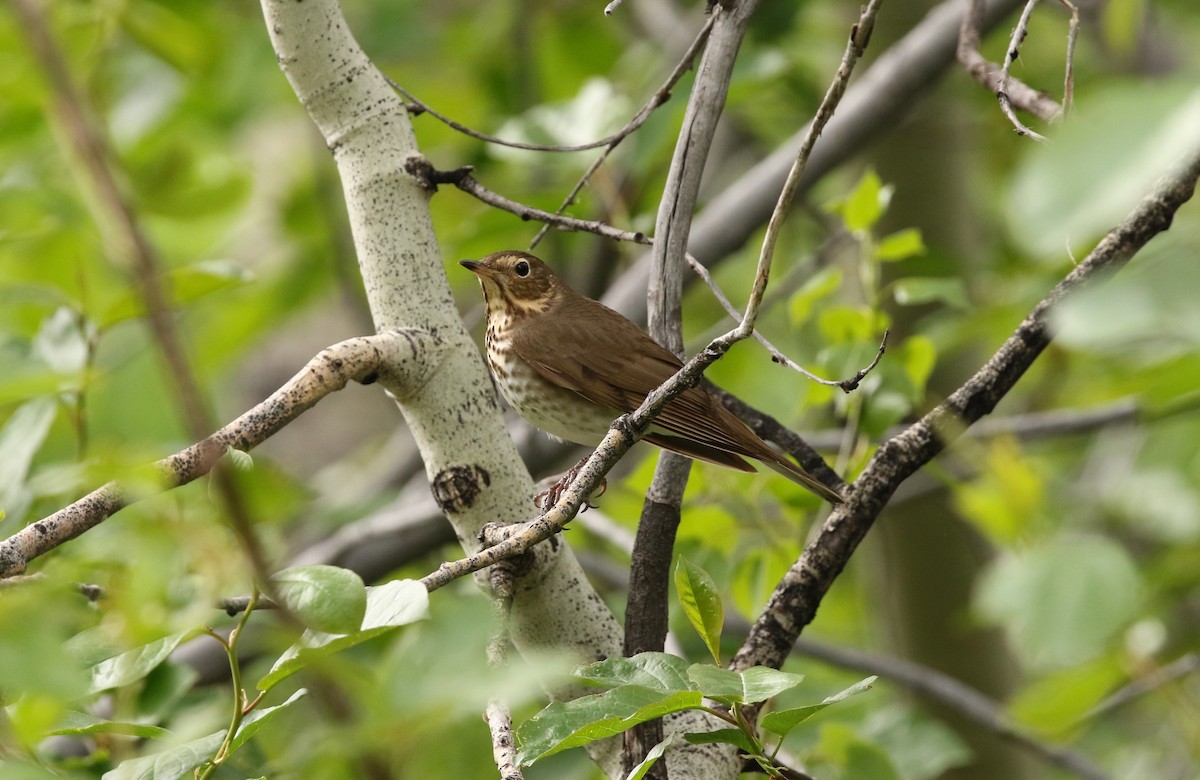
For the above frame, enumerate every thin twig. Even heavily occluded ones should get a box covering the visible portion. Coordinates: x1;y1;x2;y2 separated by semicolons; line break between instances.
198;589;261;780
530;16;716;248
957;0;1062;135
484;560;523;780
738;0;883;338
1059;0;1079;113
1081;653;1200;723
388;79;612;153
415;161;651;245
998;0;1048;140
386;16;712;158
220;594;277;616
684;254;888;391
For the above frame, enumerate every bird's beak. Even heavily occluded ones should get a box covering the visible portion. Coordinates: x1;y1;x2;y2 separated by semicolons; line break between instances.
460;259;489;277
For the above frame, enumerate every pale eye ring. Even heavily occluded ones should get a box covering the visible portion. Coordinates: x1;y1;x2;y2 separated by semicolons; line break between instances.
514;260;530;277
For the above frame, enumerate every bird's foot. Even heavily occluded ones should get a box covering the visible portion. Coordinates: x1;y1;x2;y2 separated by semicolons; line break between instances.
534;458;607;512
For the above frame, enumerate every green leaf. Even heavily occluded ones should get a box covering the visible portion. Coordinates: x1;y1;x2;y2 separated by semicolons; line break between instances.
0;756;75;779
575;652;692;692
685;665;744;704
48;711;170;739
874;228;926;262
623;733;678;780
137;661;199;725
864;706;972;779
897;335;937;399
1049;249;1200;361
974;537;1141;668
120;0;214;73
90;630;202;694
788;266;843;327
736;666;807;703
953;438;1045;544
272;565;367;635
844;738;902;780
686;664;805;706
0;397;57;525
682;727;757;754
818;306;882;345
101;689;307;780
9;693;67;746
258;579;428;692
674;556;723;664
892;277;969;309
730;545;800;622
860;390;913;438
838;169;891;232
760;676;876;737
516;685;703;765
1100;0;1146;56
1008;656;1124;732
1008;81;1200;259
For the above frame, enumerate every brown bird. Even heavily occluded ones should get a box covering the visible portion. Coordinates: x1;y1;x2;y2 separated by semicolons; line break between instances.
460;251;843;504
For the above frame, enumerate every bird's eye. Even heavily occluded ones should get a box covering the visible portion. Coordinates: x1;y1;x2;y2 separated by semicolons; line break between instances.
514;260;530;277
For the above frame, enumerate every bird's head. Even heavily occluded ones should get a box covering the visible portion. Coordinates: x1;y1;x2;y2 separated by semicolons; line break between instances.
460;251;561;315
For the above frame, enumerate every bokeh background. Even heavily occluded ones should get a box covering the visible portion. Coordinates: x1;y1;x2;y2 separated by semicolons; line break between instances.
1;0;1198;777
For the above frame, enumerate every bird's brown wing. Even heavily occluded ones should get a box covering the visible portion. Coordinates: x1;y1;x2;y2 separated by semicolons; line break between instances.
510;294;844;503
512;298;844;502
510;296;772;458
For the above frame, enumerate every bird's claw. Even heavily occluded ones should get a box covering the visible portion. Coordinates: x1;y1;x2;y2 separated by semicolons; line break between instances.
534;460;607;513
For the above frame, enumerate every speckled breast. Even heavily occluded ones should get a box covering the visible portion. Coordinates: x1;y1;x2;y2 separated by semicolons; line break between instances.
485;318;615;447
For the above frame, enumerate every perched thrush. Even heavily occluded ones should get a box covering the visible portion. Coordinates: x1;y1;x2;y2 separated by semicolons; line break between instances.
460;251;844;504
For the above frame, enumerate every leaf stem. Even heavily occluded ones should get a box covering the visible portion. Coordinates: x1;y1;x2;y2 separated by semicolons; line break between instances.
197;588;260;779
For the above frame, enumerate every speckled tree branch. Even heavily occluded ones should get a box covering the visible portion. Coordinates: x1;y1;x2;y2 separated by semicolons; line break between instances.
0;335;432;578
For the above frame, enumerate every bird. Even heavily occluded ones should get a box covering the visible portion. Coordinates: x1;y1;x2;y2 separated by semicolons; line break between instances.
460;251;844;504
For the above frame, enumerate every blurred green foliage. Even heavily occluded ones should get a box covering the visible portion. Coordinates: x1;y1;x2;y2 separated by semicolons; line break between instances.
1;0;1199;777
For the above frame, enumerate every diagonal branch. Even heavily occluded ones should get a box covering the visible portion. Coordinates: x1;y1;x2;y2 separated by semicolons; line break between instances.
0;333;439;578
730;142;1200;682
